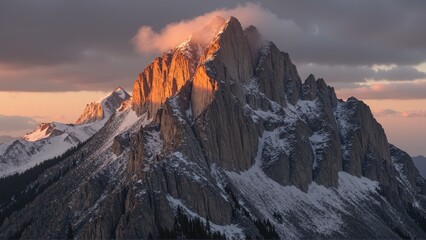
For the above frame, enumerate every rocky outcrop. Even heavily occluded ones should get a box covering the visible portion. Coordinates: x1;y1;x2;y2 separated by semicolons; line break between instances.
390;144;426;195
112;133;130;156
132;17;227;118
1;16;426;240
23;123;64;141
132;50;193;118
76;87;130;124
335;98;392;176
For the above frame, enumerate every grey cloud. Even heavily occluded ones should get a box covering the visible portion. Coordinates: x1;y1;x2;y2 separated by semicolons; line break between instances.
0;0;243;67
297;64;426;86
373;66;426;81
336;81;426;100
373;109;426;118
1;0;426;92
260;0;426;66
0;115;38;134
373;109;399;117
0;55;149;92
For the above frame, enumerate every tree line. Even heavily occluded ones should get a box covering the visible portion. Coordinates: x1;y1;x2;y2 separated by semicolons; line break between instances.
0;139;89;226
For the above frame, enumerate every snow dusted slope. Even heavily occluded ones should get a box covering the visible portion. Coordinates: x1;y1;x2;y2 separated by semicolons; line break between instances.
1;17;426;239
75;87;130;125
0;87;130;177
413;155;426;179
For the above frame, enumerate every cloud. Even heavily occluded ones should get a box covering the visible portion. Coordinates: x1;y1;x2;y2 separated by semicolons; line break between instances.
131;1;426;67
374;109;399;117
132;3;298;54
0;115;38;136
336;80;426;100
401;110;426;118
2;1;426;92
298;63;426;85
373;109;426;118
0;55;145;92
372;66;426;81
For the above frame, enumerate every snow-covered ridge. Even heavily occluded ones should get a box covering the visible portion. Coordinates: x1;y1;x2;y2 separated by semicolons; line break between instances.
226;152;380;238
173;16;227;71
167;195;245;239
0;87;131;178
77;86;130;125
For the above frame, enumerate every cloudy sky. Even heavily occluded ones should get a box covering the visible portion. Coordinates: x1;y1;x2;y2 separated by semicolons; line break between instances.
1;0;426;156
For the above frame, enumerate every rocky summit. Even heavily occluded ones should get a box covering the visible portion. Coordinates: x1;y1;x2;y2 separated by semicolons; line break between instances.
0;17;425;239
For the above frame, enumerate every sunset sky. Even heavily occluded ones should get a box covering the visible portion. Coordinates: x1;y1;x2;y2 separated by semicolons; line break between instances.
1;0;426;156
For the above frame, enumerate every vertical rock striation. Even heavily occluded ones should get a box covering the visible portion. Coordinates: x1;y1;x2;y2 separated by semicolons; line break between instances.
2;16;426;240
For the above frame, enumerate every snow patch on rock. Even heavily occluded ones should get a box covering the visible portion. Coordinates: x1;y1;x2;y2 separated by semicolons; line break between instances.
167;194;245;239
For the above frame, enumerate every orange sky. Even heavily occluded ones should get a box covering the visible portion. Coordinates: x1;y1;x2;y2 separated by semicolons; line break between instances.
0;91;111;136
1;90;425;156
363;99;426;156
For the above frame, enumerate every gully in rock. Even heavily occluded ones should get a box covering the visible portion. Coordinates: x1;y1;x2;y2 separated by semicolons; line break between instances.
0;10;425;240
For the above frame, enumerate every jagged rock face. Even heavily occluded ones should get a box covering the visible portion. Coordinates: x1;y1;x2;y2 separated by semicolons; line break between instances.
0;87;131;178
132;50;193;118
131;16;422;192
132;17;226;118
2;17;426;240
112;132;130;156
390;145;426;196
335;98;391;176
76;103;104;124
23;123;64;141
76;87;130;124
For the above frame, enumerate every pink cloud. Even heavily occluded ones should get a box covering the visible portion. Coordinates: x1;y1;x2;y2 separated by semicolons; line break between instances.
336;80;426;100
372;108;426;118
132;3;300;54
401;110;426;118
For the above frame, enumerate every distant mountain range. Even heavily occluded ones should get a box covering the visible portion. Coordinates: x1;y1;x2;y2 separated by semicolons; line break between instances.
0;16;425;239
413;155;426;179
0;135;17;144
0;87;130;177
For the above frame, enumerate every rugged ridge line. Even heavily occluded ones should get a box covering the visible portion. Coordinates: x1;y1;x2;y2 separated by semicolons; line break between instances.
1;16;425;239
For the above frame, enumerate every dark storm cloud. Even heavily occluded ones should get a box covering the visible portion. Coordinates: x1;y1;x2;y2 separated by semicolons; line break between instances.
1;0;426;92
0;0;243;67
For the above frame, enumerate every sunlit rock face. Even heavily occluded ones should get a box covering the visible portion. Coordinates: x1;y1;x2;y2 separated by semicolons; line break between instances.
2;16;426;240
132;17;227;118
76;87;130;124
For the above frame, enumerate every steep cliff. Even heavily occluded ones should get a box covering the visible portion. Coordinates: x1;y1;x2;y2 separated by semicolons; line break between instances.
76;87;130;125
1;17;426;239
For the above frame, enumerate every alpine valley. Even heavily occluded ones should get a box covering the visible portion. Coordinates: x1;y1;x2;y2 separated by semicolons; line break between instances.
0;17;425;239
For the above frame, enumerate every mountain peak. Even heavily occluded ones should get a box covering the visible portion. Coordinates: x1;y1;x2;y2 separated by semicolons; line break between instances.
23;123;61;142
174;16;227;59
76;87;130;125
4;16;426;240
132;16;264;117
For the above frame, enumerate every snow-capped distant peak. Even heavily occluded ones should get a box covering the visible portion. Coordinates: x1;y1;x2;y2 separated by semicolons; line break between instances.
23;123;62;142
174;16;227;60
114;86;128;99
76;86;130;125
96;86;128;104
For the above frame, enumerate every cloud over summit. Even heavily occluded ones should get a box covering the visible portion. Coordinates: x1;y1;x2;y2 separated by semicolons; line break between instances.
1;0;426;95
132;3;293;54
